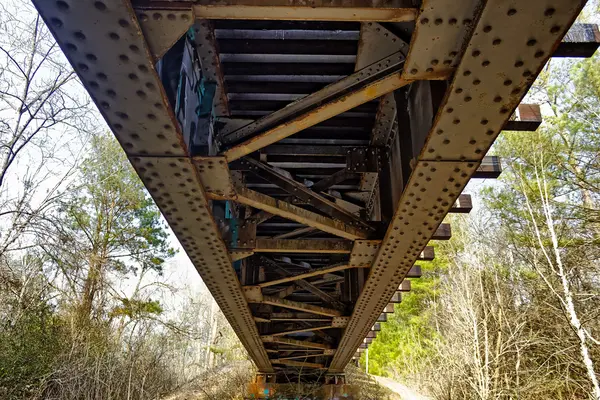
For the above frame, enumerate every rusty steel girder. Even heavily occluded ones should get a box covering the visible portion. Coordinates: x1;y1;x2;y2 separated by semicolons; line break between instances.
33;0;594;384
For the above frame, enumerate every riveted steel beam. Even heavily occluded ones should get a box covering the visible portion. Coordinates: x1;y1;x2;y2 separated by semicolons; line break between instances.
272;359;325;369
219;47;409;160
257;263;363;288
251;239;437;259
261;256;345;310
267;324;335;337
255;239;353;254
132;0;418;22
329;0;586;373
261;296;343;317
235;187;368;240
242;157;371;230
31;0;273;373
263;336;332;350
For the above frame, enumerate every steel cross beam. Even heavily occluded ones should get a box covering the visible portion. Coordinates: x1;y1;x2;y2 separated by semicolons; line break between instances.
132;0;419;22
241;157;371;230
261;256;345;310
234;187;368;240
218;45;410;160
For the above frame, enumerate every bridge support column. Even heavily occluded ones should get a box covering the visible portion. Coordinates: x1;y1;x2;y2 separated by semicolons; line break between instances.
247;373;357;399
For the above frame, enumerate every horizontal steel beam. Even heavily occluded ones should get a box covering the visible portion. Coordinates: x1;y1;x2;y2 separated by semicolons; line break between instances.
269;313;334;322
272;359;325;369
133;0;418;22
432;223;451;240
262;256;345;310
450;194;473;214
255;239;353;254
263;336;332;350
262;295;343;317
268;325;335;337
473;156;502;179
554;23;600;58
243;157;370;230
398;280;411;292
406;265;421;279
257;263;362;288
276;353;332;362
272;226;317;240
220;53;409;160
235;187;367;240
504;104;543;131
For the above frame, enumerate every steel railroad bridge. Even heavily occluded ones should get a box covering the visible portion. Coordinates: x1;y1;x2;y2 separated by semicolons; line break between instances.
34;0;598;396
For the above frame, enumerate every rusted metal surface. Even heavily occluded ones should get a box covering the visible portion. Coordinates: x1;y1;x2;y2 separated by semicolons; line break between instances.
194;156;236;198
219;49;406;147
133;0;418;22
272;359;325;369
236;187;368;240
332;1;586;371
135;8;193;60
403;0;483;80
330;161;479;371
242;157;372;230
269;325;335;337
257;262;366;288
195;4;417;22
192;20;230;116
422;2;585;161
355;22;408;71
221;67;410;160
32;0;273;373
36;0;591;383
263;336;333;350
255;239;353;254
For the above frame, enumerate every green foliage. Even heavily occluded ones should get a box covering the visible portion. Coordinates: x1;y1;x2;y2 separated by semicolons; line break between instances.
365;54;600;398
362;234;459;378
0;302;65;399
110;297;164;319
0;133;183;399
59;133;175;277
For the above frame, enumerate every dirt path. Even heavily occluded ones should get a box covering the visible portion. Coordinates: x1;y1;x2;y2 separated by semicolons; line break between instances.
373;376;430;400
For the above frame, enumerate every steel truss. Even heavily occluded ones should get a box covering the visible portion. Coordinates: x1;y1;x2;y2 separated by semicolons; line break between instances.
33;0;596;384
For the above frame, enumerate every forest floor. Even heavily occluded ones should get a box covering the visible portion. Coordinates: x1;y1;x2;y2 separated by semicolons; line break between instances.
373;376;430;400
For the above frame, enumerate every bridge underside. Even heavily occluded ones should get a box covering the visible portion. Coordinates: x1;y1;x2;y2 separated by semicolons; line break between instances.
34;0;595;384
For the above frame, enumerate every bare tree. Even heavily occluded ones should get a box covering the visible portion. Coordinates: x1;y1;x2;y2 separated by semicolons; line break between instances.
0;0;96;257
517;152;600;399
